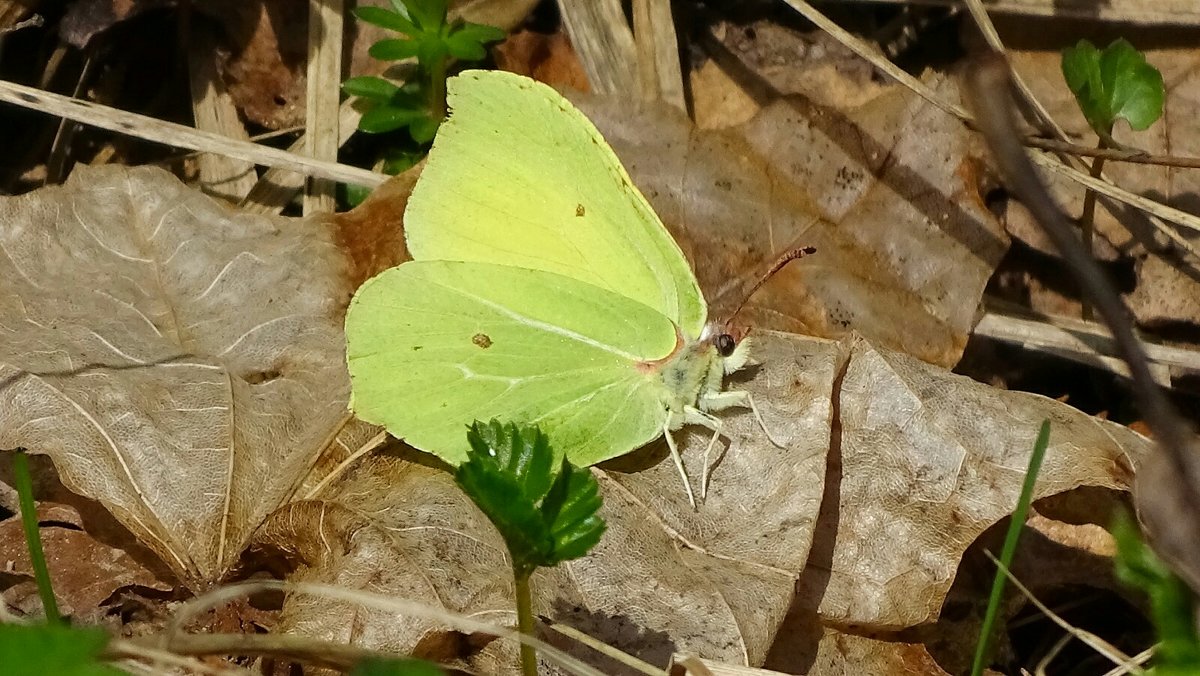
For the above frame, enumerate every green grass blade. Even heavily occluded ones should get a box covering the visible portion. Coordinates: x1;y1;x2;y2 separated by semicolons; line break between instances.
12;449;61;623
971;419;1051;676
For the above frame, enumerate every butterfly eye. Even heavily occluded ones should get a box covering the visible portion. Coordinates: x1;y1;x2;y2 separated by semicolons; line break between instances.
715;333;736;357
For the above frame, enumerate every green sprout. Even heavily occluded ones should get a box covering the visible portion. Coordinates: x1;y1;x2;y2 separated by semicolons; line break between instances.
1062;39;1164;143
455;421;606;676
1060;39;1163;319
344;0;506;143
1113;510;1200;675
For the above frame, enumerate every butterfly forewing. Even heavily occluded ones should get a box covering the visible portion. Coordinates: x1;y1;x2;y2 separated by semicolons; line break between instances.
404;70;708;339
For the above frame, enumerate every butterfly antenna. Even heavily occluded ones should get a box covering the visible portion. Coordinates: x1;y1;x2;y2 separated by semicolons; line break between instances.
727;246;816;324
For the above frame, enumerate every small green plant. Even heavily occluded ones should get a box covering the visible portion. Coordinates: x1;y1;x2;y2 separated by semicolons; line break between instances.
0;623;126;676
1113;510;1200;675
455;420;606;676
344;0;506;142
1062;39;1164;144
971;420;1050;676
1061;39;1163;320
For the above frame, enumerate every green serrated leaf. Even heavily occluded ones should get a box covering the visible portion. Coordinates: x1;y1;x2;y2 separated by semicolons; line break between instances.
358;105;427;134
342;183;372;209
456;448;554;573
342;76;401;102
351;656;446;676
369;38;422;62
444;22;507;60
354;6;418;36
380;147;425;175
0;623;125;676
540;459;605;564
1061;38;1163;136
456;421;605;576
406;0;448;33
467;419;556;501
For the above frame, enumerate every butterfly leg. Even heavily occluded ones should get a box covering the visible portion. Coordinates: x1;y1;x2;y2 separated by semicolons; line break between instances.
682;406;724;501
663;417;698;509
700;389;785;448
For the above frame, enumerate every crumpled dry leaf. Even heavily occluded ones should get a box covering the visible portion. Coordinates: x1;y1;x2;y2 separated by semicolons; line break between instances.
256;332;839;669
0;165;354;589
575;75;1007;368
804;333;1149;629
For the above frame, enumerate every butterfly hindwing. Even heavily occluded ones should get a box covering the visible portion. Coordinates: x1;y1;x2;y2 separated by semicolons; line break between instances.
345;260;676;465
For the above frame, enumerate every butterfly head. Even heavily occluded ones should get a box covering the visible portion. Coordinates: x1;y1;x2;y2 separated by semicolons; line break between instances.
701;321;753;375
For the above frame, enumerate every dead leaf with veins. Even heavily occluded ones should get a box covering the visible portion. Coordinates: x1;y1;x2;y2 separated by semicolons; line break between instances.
0;165;357;589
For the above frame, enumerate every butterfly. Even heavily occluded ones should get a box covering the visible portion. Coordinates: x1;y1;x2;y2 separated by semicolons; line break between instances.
345;70;811;507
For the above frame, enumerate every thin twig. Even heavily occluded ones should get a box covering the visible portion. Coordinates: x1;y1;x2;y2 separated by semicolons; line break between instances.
984;551;1145;674
164;580;609;676
106;638;253;675
1031;153;1200;258
0;78;385;188
302;429;388;500
959;0;1068;141
303;0;344;214
1023;136;1200;169
540;615;665;676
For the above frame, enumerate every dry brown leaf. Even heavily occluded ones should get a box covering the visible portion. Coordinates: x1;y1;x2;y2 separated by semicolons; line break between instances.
806;333;1149;629
766;610;953;676
575;78;1007;368
493;29;591;93
690;59;760;130
213;0;308;130
256;332;1150;670
0;165;355;589
256;332;840;669
0;502;171;621
59;0;169;49
705;20;886;114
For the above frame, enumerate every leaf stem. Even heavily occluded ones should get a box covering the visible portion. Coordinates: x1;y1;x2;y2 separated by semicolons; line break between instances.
1078;137;1108;321
514;568;538;676
12;449;61;623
